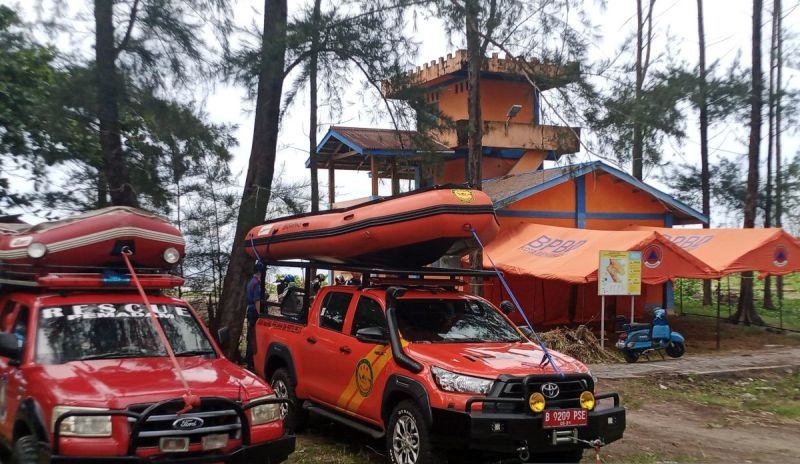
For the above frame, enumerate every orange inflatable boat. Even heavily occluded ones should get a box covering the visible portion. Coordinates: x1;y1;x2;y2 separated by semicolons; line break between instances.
245;186;499;267
0;207;185;270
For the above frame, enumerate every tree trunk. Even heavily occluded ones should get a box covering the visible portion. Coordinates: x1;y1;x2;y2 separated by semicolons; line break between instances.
309;0;321;212
697;0;713;305
762;0;780;310
774;0;784;301
216;0;287;360
465;0;482;190
732;0;764;325
632;0;654;180
94;0;138;207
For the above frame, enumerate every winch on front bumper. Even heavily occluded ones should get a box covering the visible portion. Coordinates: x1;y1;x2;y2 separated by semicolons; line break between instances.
430;374;626;455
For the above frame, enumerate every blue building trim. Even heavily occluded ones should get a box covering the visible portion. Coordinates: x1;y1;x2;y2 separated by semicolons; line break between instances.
497;210;670;221
664;213;674;227
533;91;540;125
575;175;586;229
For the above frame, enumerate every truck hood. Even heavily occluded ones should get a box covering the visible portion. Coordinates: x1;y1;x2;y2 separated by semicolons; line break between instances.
405;342;589;379
28;357;271;409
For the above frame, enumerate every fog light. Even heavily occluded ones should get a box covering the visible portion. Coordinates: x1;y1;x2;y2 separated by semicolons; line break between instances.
160;436;189;453
580;391;596;410
163;247;181;264
529;392;546;413
202;433;229;450
27;242;48;259
490;421;505;433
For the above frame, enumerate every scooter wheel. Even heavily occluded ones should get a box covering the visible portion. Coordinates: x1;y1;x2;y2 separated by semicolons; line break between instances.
623;351;640;363
666;342;685;358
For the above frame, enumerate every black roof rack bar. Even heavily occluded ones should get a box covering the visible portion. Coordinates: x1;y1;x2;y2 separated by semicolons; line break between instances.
263;260;499;278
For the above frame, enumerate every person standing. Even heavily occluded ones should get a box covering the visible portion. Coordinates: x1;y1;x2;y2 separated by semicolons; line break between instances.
245;263;263;371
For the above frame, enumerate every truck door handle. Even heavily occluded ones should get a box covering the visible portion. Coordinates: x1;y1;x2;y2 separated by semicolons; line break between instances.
339;346;351;354
306;337;317;344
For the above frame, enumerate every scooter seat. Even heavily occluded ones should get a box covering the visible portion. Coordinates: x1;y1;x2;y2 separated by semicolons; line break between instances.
628;323;651;332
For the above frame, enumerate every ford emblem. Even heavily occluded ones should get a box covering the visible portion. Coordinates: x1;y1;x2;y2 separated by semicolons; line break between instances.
172;417;204;431
541;382;559;399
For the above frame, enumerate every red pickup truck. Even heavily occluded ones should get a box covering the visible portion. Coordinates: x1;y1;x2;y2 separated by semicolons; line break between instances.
254;268;625;463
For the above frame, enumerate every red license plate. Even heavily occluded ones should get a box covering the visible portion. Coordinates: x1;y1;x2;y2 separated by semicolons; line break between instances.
542;409;588;428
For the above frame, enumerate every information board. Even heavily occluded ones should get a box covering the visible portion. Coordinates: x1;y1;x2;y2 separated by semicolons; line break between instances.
598;250;642;296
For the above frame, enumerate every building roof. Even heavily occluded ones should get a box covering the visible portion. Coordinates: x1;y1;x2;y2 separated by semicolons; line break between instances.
482;161;708;225
312;126;451;174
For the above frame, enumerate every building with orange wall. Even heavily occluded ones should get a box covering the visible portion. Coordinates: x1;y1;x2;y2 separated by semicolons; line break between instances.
311;51;707;322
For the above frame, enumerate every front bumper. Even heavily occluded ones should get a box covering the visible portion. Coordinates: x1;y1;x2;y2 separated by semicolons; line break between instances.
50;434;296;463
431;393;625;455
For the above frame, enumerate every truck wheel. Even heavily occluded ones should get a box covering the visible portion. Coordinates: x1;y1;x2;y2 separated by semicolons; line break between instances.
11;435;40;464
387;400;440;464
270;368;308;432
665;342;685;358
622;351;639;363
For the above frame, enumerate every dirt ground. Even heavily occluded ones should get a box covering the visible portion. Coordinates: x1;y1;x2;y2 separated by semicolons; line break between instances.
584;318;800;463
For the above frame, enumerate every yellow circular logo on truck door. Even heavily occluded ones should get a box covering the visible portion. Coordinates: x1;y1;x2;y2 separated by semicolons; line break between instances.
355;359;374;397
451;189;474;203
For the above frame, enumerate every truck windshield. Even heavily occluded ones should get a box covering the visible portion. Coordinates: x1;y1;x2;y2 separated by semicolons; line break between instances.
35;303;216;364
395;299;521;343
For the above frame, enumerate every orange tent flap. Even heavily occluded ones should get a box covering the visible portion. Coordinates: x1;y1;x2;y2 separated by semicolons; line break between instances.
482;224;718;284
627;226;800;276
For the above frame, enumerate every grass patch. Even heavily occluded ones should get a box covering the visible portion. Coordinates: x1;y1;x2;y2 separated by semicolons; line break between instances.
611;370;800;422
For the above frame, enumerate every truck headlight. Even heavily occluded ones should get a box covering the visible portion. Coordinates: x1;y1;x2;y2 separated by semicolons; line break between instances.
51;406;112;437
431;366;493;395
250;395;281;425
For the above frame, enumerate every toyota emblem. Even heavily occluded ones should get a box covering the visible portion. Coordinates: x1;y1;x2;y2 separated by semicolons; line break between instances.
541;382;559;399
173;417;204;431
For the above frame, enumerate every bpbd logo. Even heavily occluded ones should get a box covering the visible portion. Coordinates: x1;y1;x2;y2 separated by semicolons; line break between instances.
520;235;586;257
661;233;714;251
643;245;663;269
774;245;788;267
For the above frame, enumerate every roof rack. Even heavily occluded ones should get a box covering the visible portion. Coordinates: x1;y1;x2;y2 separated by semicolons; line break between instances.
0;262;183;290
263;259;498;279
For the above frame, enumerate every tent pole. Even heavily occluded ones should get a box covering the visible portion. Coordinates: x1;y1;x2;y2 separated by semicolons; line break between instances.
600;296;605;348
727;275;732;317
779;283;783;330
716;278;721;350
630;296;635;324
679;279;683;316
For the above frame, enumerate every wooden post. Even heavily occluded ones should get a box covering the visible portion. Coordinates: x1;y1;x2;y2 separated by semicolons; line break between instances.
328;159;335;207
391;158;399;195
371;155;379;196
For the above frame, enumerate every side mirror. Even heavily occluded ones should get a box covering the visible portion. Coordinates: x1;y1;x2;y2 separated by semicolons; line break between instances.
0;332;21;362
216;327;231;350
500;300;515;315
355;327;388;345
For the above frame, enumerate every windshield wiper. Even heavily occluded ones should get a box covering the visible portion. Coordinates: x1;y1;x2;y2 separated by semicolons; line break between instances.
76;349;163;361
173;349;216;357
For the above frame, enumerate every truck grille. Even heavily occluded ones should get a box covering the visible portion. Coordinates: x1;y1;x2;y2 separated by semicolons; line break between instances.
484;374;593;414
127;398;243;448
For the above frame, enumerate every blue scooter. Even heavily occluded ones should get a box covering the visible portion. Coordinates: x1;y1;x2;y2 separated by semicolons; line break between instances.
615;309;685;363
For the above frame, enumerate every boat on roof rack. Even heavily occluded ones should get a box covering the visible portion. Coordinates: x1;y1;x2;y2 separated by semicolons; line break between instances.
0;207;185;289
245;185;499;268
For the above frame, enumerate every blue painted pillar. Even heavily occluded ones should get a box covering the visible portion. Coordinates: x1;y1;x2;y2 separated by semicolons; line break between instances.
533;91;541;125
575;175;586;229
664;213;674;309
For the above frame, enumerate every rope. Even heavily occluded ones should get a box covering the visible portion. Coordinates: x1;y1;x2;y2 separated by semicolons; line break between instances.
470;229;562;376
120;248;200;415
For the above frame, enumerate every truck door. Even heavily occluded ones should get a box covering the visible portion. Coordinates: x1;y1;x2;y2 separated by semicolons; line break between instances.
0;300;30;441
338;295;389;425
302;290;356;407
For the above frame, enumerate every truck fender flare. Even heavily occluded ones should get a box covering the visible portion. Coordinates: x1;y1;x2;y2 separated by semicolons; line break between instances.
14;398;49;444
382;374;432;425
265;342;297;383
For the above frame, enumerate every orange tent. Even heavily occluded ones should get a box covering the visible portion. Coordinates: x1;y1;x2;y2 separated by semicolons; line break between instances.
480;224;717;326
628;226;800;277
483;224;718;283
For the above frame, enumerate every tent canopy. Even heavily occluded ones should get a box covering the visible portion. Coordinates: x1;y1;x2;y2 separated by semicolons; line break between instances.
483;224;718;284
628;226;800;277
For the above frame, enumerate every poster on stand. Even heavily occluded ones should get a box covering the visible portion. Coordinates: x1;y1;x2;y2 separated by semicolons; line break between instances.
598;250;642;296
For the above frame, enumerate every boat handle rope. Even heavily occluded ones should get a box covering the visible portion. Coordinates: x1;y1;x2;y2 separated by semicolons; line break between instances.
120;247;200;415
470;228;562;376
249;236;265;269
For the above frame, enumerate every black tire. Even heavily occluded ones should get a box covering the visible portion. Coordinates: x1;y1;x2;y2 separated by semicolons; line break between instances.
622;351;640;363
270;367;308;433
665;342;685;358
386;400;440;464
525;449;584;463
10;435;40;464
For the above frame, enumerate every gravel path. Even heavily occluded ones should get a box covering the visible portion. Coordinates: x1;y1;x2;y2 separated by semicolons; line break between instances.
588;346;800;379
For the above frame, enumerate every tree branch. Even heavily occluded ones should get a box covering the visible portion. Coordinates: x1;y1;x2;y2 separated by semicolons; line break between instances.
115;0;141;58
